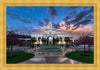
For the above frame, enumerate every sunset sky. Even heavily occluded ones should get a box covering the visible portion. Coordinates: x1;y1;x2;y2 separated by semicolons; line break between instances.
7;6;94;39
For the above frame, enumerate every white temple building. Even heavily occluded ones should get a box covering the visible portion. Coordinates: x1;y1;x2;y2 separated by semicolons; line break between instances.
31;21;73;44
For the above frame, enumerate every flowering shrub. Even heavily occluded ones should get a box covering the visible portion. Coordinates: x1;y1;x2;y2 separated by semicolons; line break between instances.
41;47;60;50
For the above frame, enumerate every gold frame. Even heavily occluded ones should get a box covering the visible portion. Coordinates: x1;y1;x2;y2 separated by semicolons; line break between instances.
0;0;100;70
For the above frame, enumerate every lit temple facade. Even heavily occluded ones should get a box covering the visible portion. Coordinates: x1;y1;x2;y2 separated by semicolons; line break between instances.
31;21;73;44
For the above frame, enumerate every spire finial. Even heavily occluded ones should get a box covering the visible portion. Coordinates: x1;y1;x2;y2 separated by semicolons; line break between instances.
49;21;52;29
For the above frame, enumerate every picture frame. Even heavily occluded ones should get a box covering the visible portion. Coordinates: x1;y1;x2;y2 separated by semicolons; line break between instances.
0;0;100;70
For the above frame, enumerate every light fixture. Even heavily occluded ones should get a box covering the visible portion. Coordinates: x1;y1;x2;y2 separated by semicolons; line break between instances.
49;37;52;40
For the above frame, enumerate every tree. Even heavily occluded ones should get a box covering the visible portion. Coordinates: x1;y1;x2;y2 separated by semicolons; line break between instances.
64;37;71;48
70;41;74;46
64;37;70;44
87;37;94;52
31;37;36;48
31;37;36;44
74;40;80;46
79;35;92;55
42;37;46;44
54;37;59;44
7;31;19;57
79;36;86;55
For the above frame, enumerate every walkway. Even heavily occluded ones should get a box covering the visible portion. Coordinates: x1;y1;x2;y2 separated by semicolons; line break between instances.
19;56;84;64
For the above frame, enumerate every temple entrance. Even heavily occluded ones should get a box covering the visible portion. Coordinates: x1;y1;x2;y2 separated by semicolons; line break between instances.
47;36;53;45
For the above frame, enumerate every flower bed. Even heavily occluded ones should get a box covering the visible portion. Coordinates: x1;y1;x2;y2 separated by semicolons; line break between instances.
41;47;60;50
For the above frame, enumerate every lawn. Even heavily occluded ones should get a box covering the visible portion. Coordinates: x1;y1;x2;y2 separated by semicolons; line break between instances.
7;51;34;64
65;51;94;63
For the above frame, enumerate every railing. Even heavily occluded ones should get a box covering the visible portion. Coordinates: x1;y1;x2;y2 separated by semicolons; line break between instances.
34;52;64;57
33;46;66;57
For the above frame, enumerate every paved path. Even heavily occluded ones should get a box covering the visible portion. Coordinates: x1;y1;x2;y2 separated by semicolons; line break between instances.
19;56;84;64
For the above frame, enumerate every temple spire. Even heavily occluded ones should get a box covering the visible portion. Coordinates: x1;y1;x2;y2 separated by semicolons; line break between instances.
49;21;52;29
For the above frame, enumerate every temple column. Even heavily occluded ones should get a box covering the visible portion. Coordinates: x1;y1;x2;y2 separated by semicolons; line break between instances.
51;36;53;44
72;37;74;42
40;37;42;44
62;37;64;44
36;37;38;44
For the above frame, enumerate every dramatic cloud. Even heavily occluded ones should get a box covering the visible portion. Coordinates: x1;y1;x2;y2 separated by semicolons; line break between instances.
19;18;32;24
32;25;49;33
56;21;93;39
74;11;89;22
48;7;58;18
70;10;77;15
33;19;44;26
74;7;93;22
53;23;60;29
7;12;20;19
64;7;79;15
43;17;50;25
86;14;94;19
7;6;94;37
79;19;91;25
63;16;70;21
63;7;93;29
7;12;32;24
25;15;34;20
37;20;44;26
26;15;46;26
32;28;41;33
68;7;79;10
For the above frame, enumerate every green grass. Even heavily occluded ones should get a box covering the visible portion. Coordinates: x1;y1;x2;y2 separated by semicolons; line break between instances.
65;51;94;63
7;51;34;64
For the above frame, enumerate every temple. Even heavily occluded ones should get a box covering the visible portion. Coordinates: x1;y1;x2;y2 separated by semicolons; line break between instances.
31;21;73;44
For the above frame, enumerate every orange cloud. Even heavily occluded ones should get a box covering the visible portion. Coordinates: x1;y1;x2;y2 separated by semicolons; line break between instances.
40;25;49;32
57;21;93;34
33;27;38;29
56;21;93;39
33;25;49;33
